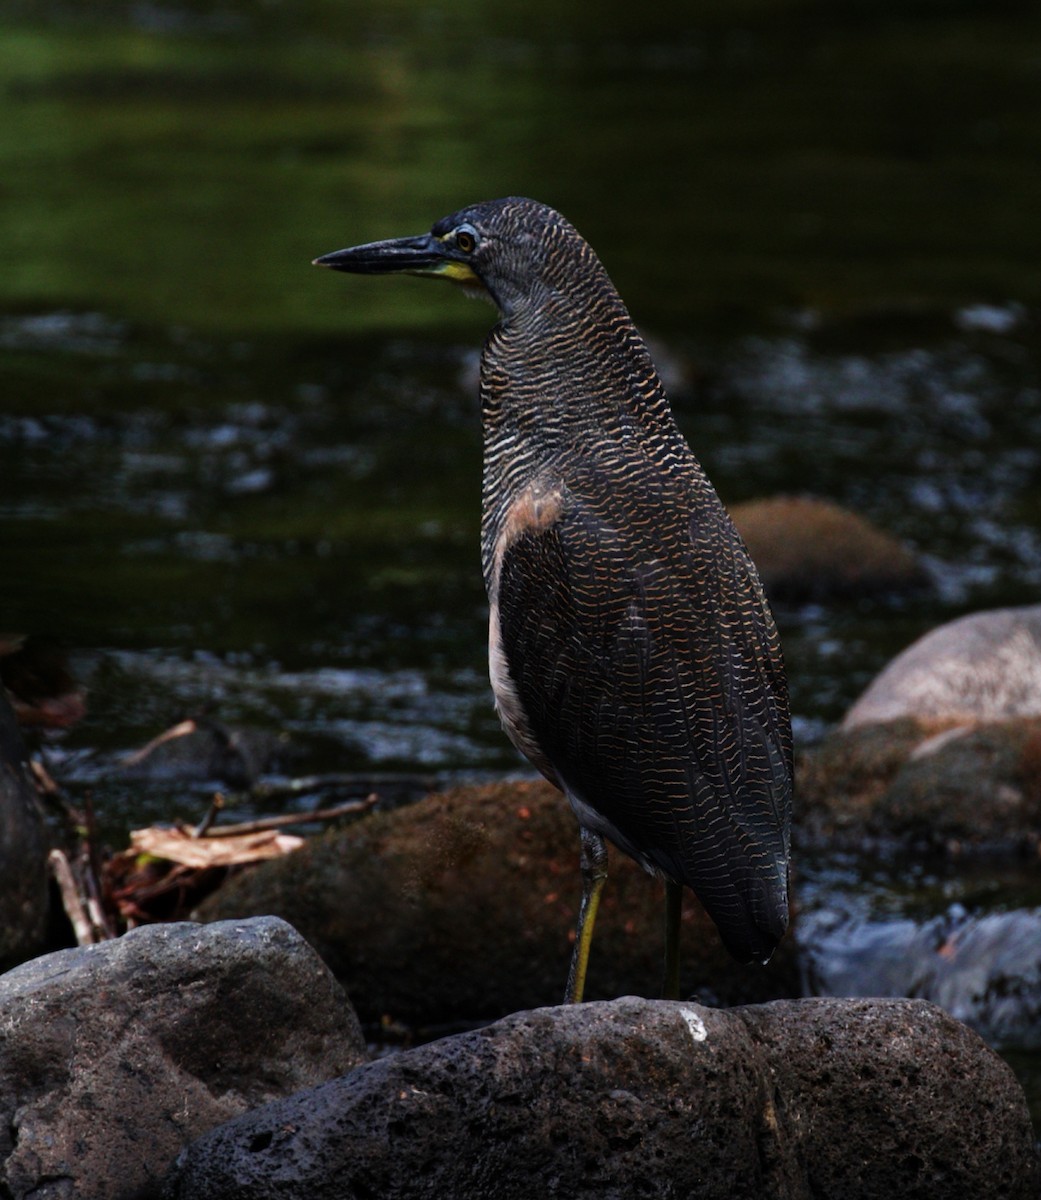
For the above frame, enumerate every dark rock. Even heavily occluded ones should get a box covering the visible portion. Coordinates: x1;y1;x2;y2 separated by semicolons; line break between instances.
798;715;1041;849
728;495;928;602
843;605;1041;728
119;718;287;788
0;916;367;1200
0;635;86;730
735;998;1039;1199
195;780;798;1029
0;687;48;967
800;905;1041;1050
165;996;1040;1200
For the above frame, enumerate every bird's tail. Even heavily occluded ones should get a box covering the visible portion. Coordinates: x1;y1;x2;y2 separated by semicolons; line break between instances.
709;852;790;965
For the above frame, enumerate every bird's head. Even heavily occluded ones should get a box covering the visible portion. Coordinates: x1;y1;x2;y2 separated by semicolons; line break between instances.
314;198;603;319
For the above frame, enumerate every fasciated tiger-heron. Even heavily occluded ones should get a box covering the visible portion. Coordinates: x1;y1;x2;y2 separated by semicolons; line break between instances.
314;198;793;1004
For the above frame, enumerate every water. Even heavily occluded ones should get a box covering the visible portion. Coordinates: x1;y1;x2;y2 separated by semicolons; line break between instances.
1;0;1040;1126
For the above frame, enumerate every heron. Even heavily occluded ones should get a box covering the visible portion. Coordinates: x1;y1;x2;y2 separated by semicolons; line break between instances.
315;197;792;1003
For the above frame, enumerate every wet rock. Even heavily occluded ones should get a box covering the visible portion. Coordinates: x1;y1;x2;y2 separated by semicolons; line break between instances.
0;687;48;967
0;635;87;730
0;916;367;1200
165;996;1040;1200
119;718;288;788
843;604;1041;728
798;715;1041;849
800;905;1041;1050
791;607;1041;847
195;781;798;1029
728;494;928;602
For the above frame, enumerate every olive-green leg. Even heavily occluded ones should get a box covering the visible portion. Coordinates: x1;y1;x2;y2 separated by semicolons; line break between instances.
662;878;683;1000
563;828;609;1004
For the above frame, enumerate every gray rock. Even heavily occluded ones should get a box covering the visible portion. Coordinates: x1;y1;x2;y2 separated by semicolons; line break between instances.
166;996;1040;1200
0;687;48;967
0;917;367;1200
844;605;1041;728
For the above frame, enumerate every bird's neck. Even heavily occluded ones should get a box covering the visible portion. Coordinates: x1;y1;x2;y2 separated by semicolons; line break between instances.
480;282;684;465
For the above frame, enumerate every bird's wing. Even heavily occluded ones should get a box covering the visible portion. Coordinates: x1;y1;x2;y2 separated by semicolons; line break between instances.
494;460;792;961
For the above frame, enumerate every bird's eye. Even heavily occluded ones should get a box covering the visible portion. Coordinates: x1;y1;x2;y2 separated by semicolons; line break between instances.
455;228;477;254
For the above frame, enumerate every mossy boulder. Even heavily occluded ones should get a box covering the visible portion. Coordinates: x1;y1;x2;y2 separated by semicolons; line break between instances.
729;494;927;602
798;716;1041;850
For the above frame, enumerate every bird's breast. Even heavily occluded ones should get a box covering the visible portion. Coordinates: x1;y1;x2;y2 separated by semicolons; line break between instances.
487;597;560;788
484;475;569;787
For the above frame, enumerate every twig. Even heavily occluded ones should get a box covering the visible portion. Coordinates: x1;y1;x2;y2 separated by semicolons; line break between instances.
120;718;198;769
80;849;117;941
29;758;62;796
197;794;378;838
191;792;225;838
77;792;118;940
48;849;97;946
112;862;198;906
85;892;111;939
248;772;436;802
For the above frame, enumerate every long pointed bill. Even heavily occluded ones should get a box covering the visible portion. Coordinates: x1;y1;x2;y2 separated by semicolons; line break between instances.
314;234;442;275
313;234;481;289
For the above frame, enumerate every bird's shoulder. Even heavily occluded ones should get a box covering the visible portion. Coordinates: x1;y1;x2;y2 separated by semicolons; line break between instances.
492;451;750;614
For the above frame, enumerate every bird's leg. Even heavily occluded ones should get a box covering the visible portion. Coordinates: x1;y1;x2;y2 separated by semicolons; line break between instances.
662;878;683;1000
563;828;609;1004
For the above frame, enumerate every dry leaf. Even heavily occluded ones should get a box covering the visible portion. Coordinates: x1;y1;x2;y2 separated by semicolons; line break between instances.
130;825;304;869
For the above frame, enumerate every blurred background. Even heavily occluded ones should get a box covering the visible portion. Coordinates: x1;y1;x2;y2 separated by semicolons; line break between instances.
1;0;1040;1107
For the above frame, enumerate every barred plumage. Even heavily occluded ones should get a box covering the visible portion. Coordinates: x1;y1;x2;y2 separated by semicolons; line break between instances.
315;196;793;1000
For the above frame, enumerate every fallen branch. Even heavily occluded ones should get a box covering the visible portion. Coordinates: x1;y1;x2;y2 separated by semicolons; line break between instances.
197;793;377;838
48;849;99;946
81;795;117;938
